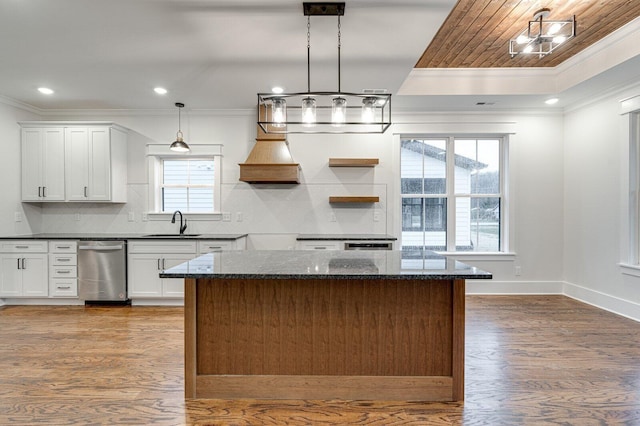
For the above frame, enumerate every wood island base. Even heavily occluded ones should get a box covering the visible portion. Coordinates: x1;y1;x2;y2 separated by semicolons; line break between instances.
184;276;466;401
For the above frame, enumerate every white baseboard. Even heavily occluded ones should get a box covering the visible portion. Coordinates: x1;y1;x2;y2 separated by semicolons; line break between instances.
466;280;563;295
563;281;640;323
0;298;84;306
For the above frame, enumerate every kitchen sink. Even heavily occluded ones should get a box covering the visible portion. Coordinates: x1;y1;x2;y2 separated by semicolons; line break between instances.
143;234;202;238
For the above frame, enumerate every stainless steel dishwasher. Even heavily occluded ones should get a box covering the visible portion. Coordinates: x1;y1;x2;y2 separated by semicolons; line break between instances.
78;240;128;303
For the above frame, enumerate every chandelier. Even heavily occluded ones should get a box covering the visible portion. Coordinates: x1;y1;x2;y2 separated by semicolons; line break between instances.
509;8;576;58
257;2;392;134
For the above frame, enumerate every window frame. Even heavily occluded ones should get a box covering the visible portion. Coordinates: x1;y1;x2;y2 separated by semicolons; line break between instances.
399;135;510;254
147;144;223;219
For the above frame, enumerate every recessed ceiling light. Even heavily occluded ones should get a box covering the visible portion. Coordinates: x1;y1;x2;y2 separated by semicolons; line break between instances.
271;86;284;94
154;87;168;95
38;87;54;95
545;98;559;105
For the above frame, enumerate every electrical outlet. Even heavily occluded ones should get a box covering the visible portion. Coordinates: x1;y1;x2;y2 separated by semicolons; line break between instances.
329;212;336;222
14;212;22;222
515;266;522;276
373;211;381;222
74;213;81;221
236;212;243;222
142;213;148;222
128;211;135;222
222;212;231;222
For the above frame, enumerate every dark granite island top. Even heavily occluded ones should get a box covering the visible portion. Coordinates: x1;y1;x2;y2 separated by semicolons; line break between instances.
161;249;490;280
169;249;491;402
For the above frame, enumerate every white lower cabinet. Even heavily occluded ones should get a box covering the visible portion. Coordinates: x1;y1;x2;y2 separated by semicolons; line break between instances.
127;239;246;301
127;240;198;299
48;241;78;298
0;241;49;297
128;253;194;298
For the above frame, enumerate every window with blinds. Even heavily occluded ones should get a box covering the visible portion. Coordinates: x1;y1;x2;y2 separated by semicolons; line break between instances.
161;159;215;212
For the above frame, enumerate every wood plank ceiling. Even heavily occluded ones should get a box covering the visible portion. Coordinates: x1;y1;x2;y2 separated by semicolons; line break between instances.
416;0;640;68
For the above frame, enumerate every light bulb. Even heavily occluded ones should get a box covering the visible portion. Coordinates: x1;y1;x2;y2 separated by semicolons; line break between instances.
331;97;347;126
548;23;562;35
302;97;316;127
362;97;376;123
523;44;534;53
516;35;529;45
271;98;286;128
553;35;567;44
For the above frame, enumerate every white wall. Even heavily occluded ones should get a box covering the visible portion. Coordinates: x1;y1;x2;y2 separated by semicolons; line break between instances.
563;83;640;319
0;106;567;287
0;102;42;236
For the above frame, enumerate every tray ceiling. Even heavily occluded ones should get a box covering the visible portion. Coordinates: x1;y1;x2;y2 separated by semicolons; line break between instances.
416;0;640;69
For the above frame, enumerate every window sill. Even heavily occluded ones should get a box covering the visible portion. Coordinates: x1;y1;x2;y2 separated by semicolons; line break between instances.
147;212;222;221
436;252;517;262
619;263;640;277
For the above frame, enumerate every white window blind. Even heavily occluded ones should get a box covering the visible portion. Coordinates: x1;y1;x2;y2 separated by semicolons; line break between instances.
161;159;215;213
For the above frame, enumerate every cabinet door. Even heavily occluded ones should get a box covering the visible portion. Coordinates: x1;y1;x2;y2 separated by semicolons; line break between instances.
21;128;44;201
161;254;193;297
0;254;22;296
128;254;163;298
21;254;48;297
65;127;90;201
41;128;65;201
87;127;111;201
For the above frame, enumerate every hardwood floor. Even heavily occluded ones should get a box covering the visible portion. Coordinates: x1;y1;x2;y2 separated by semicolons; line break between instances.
1;296;640;425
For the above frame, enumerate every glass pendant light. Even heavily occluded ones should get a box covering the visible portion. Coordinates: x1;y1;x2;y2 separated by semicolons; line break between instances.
302;97;316;126
361;97;376;123
170;102;190;152
331;97;346;126
271;98;287;127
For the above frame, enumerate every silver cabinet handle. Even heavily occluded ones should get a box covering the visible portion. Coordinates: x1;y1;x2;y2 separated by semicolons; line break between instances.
17;259;20;270
58;286;71;290
78;245;123;251
57;246;71;249
157;259;161;270
15;245;28;249
162;259;166;269
314;247;327;250
38;186;42;197
42;186;46;198
57;258;71;262
57;270;71;274
21;258;26;269
84;186;88;197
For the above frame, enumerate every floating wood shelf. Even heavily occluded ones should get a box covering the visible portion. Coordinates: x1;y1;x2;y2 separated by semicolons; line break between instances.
329;158;379;167
329;196;379;203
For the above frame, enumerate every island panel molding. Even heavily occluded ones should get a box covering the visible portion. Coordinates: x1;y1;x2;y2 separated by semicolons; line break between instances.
184;277;465;401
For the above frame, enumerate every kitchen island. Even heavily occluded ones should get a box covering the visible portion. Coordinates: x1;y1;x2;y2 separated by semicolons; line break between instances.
162;249;491;401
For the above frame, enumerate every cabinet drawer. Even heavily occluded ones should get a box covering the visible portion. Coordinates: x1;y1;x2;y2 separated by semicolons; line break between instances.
198;240;235;253
50;265;77;278
296;241;342;250
49;241;78;253
50;254;77;267
0;240;48;253
128;240;197;254
50;279;78;297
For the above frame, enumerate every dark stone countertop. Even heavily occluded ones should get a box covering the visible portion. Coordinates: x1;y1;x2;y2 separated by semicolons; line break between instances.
161;249;492;280
0;233;248;241
296;234;397;241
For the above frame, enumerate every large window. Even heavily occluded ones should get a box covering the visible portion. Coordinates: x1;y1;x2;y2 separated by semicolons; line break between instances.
400;136;507;252
161;159;215;212
147;144;222;215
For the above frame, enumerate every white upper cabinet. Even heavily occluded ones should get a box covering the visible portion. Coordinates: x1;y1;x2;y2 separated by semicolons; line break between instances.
21;128;66;201
20;122;128;203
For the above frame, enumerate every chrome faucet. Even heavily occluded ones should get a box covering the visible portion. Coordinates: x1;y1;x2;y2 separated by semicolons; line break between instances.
171;210;187;235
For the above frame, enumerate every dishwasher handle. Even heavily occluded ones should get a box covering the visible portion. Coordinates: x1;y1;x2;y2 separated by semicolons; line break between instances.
79;244;124;251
